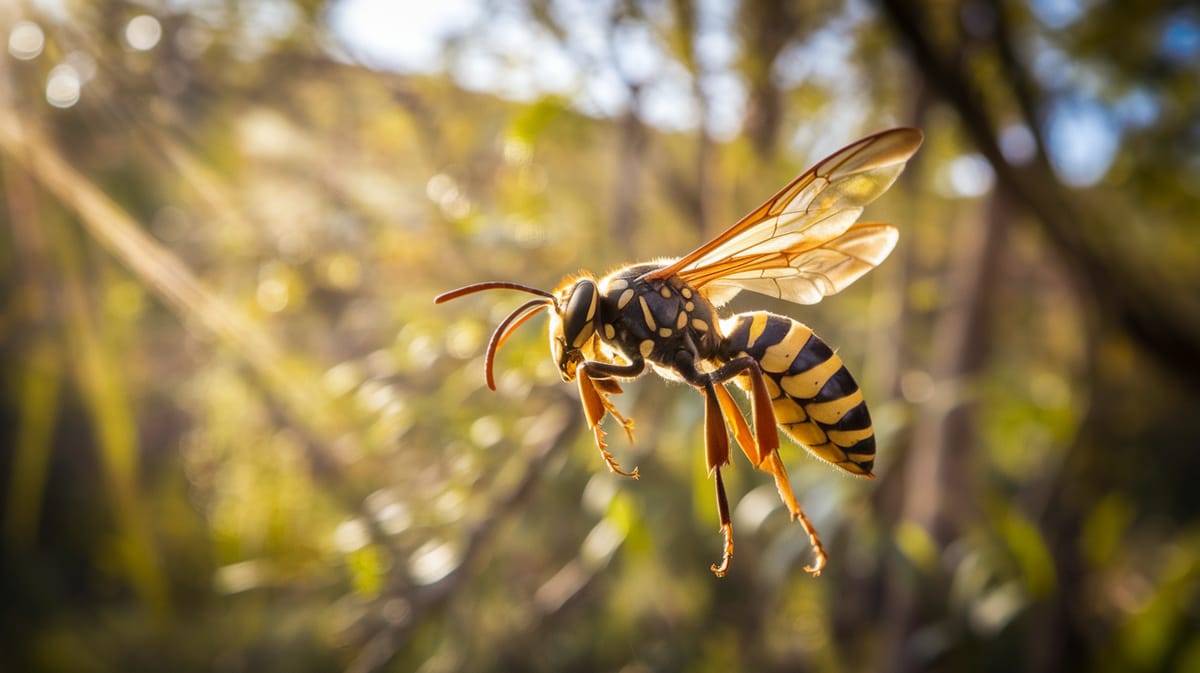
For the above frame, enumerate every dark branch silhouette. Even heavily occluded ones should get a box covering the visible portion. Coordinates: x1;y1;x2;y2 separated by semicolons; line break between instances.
880;0;1200;391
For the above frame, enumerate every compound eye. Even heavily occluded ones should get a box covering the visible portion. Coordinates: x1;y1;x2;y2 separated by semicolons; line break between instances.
562;279;598;348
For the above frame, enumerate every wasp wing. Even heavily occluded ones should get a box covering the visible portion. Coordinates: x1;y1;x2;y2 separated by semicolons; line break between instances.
685;223;899;306
643;127;922;306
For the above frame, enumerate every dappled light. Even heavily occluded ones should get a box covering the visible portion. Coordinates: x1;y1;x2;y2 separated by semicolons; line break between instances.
8;20;44;60
3;2;1200;673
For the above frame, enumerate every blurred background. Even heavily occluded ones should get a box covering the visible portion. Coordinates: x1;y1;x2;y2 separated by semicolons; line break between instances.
2;1;1199;672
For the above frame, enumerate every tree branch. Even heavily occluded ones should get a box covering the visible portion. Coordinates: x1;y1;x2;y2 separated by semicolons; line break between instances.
879;0;1200;390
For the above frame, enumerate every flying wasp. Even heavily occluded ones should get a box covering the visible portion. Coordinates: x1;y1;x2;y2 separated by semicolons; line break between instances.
436;128;923;577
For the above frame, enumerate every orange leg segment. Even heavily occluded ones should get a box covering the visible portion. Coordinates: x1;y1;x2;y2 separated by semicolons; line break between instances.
576;361;640;479
760;451;827;576
710;467;734;577
713;370;827;577
703;382;734;576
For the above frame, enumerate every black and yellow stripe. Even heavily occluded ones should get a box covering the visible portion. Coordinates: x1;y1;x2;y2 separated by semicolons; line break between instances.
719;311;875;476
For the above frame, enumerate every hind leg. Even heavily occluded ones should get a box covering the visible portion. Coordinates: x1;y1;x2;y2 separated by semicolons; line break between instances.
758;450;826;575
688;355;828;576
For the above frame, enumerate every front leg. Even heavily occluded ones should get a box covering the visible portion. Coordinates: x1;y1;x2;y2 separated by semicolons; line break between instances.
576;356;645;478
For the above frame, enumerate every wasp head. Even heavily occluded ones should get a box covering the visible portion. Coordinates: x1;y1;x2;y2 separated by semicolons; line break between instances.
548;276;599;382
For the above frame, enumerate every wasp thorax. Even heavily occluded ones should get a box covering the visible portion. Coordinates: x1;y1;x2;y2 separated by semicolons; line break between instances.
549;277;600;381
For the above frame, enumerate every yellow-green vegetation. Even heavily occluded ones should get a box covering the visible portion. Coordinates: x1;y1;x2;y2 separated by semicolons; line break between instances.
2;2;1199;672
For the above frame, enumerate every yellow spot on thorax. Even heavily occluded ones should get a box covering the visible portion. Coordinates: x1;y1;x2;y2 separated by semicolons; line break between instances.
638;295;657;331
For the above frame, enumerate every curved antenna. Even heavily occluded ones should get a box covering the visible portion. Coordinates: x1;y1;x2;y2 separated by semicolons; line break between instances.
435;281;554;304
484;299;551;390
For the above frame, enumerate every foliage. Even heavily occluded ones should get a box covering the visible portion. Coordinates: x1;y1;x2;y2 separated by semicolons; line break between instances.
2;1;1199;672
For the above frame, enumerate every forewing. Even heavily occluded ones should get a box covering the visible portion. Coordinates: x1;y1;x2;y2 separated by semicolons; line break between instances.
644;128;921;304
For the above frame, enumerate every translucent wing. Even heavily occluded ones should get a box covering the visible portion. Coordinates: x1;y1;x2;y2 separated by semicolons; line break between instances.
685;222;899;305
643;128;922;306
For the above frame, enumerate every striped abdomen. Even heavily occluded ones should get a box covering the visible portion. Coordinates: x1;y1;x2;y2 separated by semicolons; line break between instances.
719;311;875;476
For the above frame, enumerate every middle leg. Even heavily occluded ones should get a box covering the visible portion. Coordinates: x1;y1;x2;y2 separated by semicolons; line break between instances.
703;377;734;576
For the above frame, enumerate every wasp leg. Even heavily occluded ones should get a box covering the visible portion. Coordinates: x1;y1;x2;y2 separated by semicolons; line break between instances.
589;377;636;443
730;363;826;576
671;352;738;576
713;383;760;466
575;357;645;479
703;357;780;462
711;465;734;577
702;379;734;576
759;450;826;575
577;372;637;478
681;354;827;576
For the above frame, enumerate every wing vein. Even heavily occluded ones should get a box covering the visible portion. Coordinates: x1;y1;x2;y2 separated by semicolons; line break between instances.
642;128;922;306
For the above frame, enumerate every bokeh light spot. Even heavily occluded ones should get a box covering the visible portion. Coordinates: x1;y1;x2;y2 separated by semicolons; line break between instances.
502;137;532;166
1160;11;1200;63
469;415;502;448
1030;0;1085;30
409;540;461;586
1044;97;1119;187
333;518;371;553
46;64;81;108
581;519;625;566
376;502;412;536
323;361;363;397
8;20;45;60
945;154;995;198
256;277;289;312
445;321;483;359
425;172;471;219
321;252;362;290
999;124;1037;165
900;369;935;404
126;14;163;51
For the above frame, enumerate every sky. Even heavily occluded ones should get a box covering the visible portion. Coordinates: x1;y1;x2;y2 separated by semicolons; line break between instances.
326;0;748;140
324;0;1175;190
23;0;1198;189
324;0;929;168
